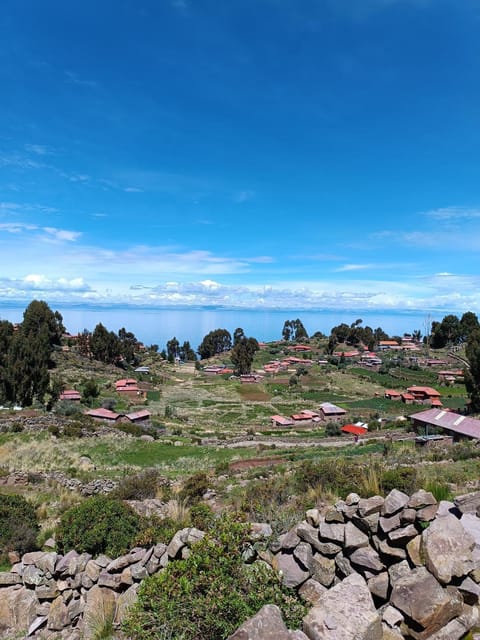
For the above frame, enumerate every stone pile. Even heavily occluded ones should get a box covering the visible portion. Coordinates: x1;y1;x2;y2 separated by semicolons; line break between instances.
2;489;480;639
235;488;480;639
0;527;205;640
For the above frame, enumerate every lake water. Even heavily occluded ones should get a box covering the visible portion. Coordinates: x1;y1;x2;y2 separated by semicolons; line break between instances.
0;304;440;351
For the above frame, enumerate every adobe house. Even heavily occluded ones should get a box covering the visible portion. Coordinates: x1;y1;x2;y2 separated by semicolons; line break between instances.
319;402;347;423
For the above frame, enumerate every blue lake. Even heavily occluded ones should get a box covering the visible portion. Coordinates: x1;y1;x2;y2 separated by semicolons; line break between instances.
0;304;441;351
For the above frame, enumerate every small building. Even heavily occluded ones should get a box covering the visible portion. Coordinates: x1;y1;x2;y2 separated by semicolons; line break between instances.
410;408;480;441
401;392;415;405
270;415;294;427
319;402;347;422
59;389;81;402
384;390;402;401
406;386;442;404
291;345;311;352
125;409;151;423
240;374;264;383
85;408;121;422
134;366;150;374
341;424;368;437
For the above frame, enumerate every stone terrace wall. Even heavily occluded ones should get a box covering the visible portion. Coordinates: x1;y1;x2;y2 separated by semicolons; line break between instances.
2;490;480;639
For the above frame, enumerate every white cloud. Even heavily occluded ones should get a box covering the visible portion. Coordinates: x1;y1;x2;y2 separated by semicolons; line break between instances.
233;190;255;204
423;206;480;221
0;222;81;242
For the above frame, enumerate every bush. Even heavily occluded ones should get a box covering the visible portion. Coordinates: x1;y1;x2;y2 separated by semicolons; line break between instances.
179;472;209;504
111;469;160;501
56;495;141;557
325;422;341;437
381;466;418;495
123;515;306;640
0;494;39;555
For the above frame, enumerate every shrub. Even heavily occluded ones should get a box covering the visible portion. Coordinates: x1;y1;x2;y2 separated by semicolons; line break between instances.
325;422;341;437
111;469;161;501
179;472;209;504
0;494;39;555
381;466;418;495
56;495;141;557
123;515;306;640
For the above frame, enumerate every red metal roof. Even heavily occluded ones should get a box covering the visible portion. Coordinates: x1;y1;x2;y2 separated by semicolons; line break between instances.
385;390;401;397
342;424;368;436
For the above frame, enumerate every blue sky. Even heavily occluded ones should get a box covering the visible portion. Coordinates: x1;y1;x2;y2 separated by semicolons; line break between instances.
1;0;480;312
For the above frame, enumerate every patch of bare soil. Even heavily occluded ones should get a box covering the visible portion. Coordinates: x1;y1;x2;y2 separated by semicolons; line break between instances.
229;456;285;471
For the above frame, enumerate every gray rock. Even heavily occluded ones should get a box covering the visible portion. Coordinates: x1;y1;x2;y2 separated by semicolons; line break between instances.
388;524;418;545
84;560;101;582
319;521;345;545
296;522;322;552
115;583;139;624
390;566;463;634
152;542;167;558
275;552;310;588
228;604;291;640
303;573;382;640
349;547;384;574
345;492;361;506
27;615;47;636
47;595;70;631
282;526;301;550
382;489;410;516
379;513;401;534
416;503;439;522
23;564;46;586
375;537;407;562
82;586;117;640
298;578;327;605
305;508;321;526
335;553;354;579
106;553;132;572
358;495;384;518
408;489;437;509
93;554;111;568
35;580;60;600
388;560;411;585
324;507;344;523
368;572;389;601
382;605;404;628
426;603;480;640
422;513;475;584
97;571;122;590
316;541;342;557
455;491;480;514
294;541;313;572
352;512;379;534
344;521;369;552
130;561;148;580
400;508;417;524
0;586;37;633
406;535;423;567
311;554;336;588
22;551;46;565
0;572;23;585
36;551;58;575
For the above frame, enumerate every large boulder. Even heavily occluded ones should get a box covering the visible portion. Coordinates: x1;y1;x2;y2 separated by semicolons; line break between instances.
421;514;475;583
390;566;463;637
227;604;292;640
81;585;117;640
0;585;38;633
303;573;382;640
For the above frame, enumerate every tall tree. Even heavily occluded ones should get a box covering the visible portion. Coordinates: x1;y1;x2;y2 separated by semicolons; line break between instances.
90;323;120;364
166;337;180;361
231;336;259;374
465;327;480;413
197;329;232;359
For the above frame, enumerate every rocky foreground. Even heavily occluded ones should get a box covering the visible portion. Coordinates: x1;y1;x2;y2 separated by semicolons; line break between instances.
2;489;480;639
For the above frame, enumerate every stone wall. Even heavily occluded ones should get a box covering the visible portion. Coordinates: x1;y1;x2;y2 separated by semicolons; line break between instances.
2;490;480;639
